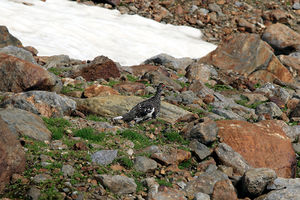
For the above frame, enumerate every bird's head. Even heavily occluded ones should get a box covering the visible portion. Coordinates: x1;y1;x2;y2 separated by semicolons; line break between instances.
156;83;165;94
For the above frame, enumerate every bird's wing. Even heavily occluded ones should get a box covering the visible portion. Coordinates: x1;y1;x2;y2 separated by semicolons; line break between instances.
133;101;155;118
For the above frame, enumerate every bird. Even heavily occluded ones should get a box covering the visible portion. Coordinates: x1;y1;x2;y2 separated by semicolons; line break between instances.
113;83;165;123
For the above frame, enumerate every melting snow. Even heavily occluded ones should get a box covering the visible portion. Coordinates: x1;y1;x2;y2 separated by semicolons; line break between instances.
0;0;216;66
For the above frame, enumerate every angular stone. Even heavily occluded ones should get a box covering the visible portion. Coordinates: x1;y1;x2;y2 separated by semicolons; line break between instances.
279;55;300;74
91;150;118;166
0;107;51;141
212;108;245;120
0;118;26;193
187;118;218;145
152;187;187;200
200;33;293;83
262;187;300;200
113;82;145;95
185;169;228;196
134;156;157;172
263;10;290;23
217;120;296;178
215;143;251;175
1;91;76;118
242;168;277;197
185;63;216;83
151;147;191;165
0;46;37;64
0;53;58;92
83;84;119;98
194;192;210;200
95;174;136;195
62;165;75;177
75;95;192;124
211;179;238;200
33;174;52;184
189;140;211;160
262;23;300;52
72;56;120;81
40;54;71;69
267;177;300;190
142;70;182;90
255;102;283;118
129;64;167;76
0;26;22;48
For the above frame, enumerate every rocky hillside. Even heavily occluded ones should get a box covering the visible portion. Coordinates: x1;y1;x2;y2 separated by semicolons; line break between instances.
0;0;300;200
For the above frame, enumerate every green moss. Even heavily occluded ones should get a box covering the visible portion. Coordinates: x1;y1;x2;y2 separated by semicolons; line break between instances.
120;129;152;149
156;178;173;187
74;127;105;142
127;74;139;82
86;114;108;122
43;117;71;140
116;156;134;169
164;131;188;145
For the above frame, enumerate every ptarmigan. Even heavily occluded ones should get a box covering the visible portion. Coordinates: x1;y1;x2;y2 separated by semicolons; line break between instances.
113;83;165;123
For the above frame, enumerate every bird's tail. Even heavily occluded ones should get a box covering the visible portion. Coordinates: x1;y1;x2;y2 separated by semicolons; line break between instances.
113;116;123;120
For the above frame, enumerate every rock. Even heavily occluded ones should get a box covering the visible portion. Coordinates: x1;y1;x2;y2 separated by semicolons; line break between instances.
261;187;300;200
142;71;182;90
28;186;41;200
72;56;120;81
33;174;52;184
194;192;210;200
215;143;251;175
263;10;290;24
0;46;37;64
208;3;224;16
113;82;145;95
0;53;59;92
0;118;26;193
293;143;300;153
180;91;198;105
0;107;51;141
267;177;300;190
200;33;293;83
83;84;119;98
279;55;300;75
91;150;118;166
151;147;191;165
40;54;71;69
262;23;300;53
212;108;245;120
255;102;283;118
217;120;296;178
62;165;75;177
277;122;300;142
0;26;22;48
211;179;238;200
293;2;300;10
237;18;255;33
289;102;300;119
185;63;216;83
143;53;194;70
152;187;187;200
50;140;67;150
242;168;277;197
189;140;211;160
186;118;218;145
75;95;192;124
255;83;291;104
129;64;166;76
1;91;76;118
134;156;157;172
95;174;137;195
185;169;228;196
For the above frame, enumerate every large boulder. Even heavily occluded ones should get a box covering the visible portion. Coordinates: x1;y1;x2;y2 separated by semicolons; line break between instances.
0;107;52;141
0;118;26;193
0;53;58;92
1;91;76;117
75;95;192;124
217;120;296;178
0;46;37;64
262;23;300;53
0;26;22;48
200;33;293;83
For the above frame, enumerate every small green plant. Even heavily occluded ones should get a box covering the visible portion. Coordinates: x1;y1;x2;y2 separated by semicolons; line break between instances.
106;80;120;87
61;83;85;94
156;178;173;187
120;129;152;149
164;131;188;145
43;117;71;139
178;159;193;169
235;95;266;109
127;74;139;82
116;156;134;169
86;114;108;122
74;127;105;142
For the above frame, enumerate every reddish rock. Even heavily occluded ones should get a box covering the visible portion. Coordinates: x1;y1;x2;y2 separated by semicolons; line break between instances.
151;147;191;165
263;10;290;23
262;23;300;52
211;180;238;200
217;120;296;178
185;62;212;83
73;56;120;81
279;55;300;74
287;98;300;110
0;118;26;192
200;33;293;83
24;46;38;56
113;82;145;94
152;187;187;200
130;64;169;77
0;26;22;48
236;18;256;33
83;84;119;98
203;94;215;104
0;53;57;92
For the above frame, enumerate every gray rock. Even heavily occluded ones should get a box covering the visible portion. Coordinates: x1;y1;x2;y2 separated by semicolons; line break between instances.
143;53;194;70
242;168;277;197
134;156;157;172
50;140;67;150
215;143;251;175
208;3;224;16
0;46;37;64
281;124;300;142
0;107;51;141
180;91;198;105
62;165;75;177
91;150;118;166
189;140;211;160
267;177;300;190
188;118;218;144
1;91;76;117
255;83;291;104
43;54;71;69
185;169;228;196
293;143;300;153
262;187;300;200
255;102;283;118
198;8;209;16
142;145;162;154
293;2;300;10
194;192;210;200
212;108;245;120
33;174;52;184
28;186;41;200
95;174;137;195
